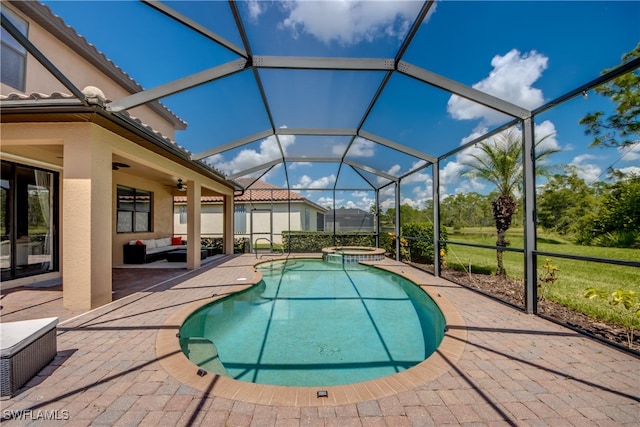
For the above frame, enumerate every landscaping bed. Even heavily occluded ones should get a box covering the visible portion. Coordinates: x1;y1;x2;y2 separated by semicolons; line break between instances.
413;264;639;350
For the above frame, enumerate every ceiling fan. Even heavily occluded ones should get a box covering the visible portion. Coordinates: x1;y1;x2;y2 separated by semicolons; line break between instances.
176;179;187;191
112;162;130;170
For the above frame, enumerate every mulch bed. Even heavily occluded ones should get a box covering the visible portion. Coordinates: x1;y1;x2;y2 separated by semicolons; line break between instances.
409;263;639;351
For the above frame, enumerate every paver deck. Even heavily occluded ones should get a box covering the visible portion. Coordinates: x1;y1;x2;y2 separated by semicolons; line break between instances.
1;254;638;426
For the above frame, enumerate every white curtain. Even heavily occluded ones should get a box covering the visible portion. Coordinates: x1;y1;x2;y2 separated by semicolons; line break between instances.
34;170;52;269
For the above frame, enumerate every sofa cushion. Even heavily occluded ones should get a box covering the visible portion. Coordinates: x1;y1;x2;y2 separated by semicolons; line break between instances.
171;236;182;245
155;238;168;248
143;239;156;249
135;240;145;246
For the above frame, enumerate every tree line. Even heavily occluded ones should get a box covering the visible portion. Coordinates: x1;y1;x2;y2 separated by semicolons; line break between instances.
381;169;639;250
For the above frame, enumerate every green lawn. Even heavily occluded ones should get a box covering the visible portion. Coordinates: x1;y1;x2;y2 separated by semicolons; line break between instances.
444;228;640;330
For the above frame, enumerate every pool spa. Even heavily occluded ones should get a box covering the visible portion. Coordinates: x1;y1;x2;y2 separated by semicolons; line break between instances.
179;258;446;387
322;246;386;263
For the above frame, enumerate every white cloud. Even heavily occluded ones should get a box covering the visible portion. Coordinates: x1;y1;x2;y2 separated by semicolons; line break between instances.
288;161;312;169
385;164;402;176
208;130;295;177
570;154;602;183
292;174;336;189
439;160;465;187
402;161;430;184
317;196;337;207
349;191;375;211
534;120;560;154
247;0;263;20
619;141;640;162
447;49;548;125
279;0;425;46
351;191;369;198
617;166;640;177
377;185;397;210
334;137;375;157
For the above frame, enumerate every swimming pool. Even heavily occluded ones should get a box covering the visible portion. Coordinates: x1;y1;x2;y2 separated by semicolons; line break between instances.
179;259;446;387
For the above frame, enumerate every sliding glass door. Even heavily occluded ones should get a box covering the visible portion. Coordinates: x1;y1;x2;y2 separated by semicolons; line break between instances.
1;161;58;281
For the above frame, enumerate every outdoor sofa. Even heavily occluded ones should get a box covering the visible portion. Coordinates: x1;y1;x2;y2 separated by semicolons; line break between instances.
123;237;185;264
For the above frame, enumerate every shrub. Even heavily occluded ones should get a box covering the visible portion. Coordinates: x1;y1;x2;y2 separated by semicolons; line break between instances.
584;287;640;348
198;237;249;253
380;222;448;264
283;232;376;253
201;237;223;254
538;258;559;300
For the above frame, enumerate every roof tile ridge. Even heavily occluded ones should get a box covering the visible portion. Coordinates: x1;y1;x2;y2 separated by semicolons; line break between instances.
0;91;76;100
36;1;186;128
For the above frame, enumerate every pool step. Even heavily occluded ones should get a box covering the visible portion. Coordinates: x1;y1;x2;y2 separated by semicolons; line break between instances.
180;336;231;378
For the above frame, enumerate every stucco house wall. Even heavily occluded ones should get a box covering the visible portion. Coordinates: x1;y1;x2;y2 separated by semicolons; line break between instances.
1;1;237;310
174;197;326;245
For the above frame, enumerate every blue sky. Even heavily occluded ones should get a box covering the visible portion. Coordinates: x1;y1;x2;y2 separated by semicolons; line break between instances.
40;0;640;211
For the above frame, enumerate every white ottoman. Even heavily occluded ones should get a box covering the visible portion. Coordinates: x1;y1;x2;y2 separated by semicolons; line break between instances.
1;317;58;397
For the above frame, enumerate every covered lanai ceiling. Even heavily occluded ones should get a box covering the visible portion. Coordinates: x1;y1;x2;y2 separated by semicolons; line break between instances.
13;1;640;200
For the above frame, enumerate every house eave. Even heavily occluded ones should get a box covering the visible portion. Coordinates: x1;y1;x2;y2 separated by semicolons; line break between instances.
0;103;242;191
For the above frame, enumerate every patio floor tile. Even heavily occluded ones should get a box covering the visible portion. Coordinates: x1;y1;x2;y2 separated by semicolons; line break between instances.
1;254;637;426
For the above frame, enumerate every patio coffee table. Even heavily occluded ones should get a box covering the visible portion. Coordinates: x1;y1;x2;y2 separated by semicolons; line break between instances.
166;249;207;262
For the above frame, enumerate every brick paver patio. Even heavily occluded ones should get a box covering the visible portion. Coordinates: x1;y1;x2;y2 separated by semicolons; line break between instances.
1;254;638;426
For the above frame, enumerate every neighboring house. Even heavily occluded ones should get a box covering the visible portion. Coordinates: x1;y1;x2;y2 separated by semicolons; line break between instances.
325;208;375;232
0;1;239;310
174;179;328;245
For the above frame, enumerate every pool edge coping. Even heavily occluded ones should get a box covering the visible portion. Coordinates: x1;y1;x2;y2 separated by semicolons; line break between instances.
155;257;467;407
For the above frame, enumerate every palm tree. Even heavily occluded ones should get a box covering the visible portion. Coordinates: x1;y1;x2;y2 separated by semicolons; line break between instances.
460;129;559;276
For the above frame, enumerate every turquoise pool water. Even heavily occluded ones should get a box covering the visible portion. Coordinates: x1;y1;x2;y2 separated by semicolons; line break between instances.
179;259;445;387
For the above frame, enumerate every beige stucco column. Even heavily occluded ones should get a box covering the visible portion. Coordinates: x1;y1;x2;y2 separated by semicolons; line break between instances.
186;180;201;270
223;193;234;254
62;129;112;310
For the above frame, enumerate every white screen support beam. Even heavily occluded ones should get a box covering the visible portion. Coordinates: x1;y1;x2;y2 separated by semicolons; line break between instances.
397;60;531;119
275;128;357;136
228;159;282;180
191;129;274;161
141;0;247;58
359;130;436;163
344;160;397;182
253;56;395;71
285;157;342;163
107;59;247;112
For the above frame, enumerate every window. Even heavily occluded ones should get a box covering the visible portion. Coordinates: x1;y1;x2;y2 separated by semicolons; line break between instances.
303;208;310;231
178;205;187;224
234;205;246;234
117;186;152;233
1;8;27;91
316;212;324;231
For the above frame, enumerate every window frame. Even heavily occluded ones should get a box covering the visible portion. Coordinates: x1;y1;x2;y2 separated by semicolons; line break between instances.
1;7;28;91
116;185;153;233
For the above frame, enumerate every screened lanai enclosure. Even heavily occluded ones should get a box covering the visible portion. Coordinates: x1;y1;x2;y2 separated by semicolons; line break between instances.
4;1;639;350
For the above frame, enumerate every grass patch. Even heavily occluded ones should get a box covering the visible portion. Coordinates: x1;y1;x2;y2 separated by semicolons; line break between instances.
445;228;640;330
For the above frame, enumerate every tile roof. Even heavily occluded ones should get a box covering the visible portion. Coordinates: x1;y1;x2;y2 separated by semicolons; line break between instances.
175;179;307;204
0;91;194;160
5;0;186;129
